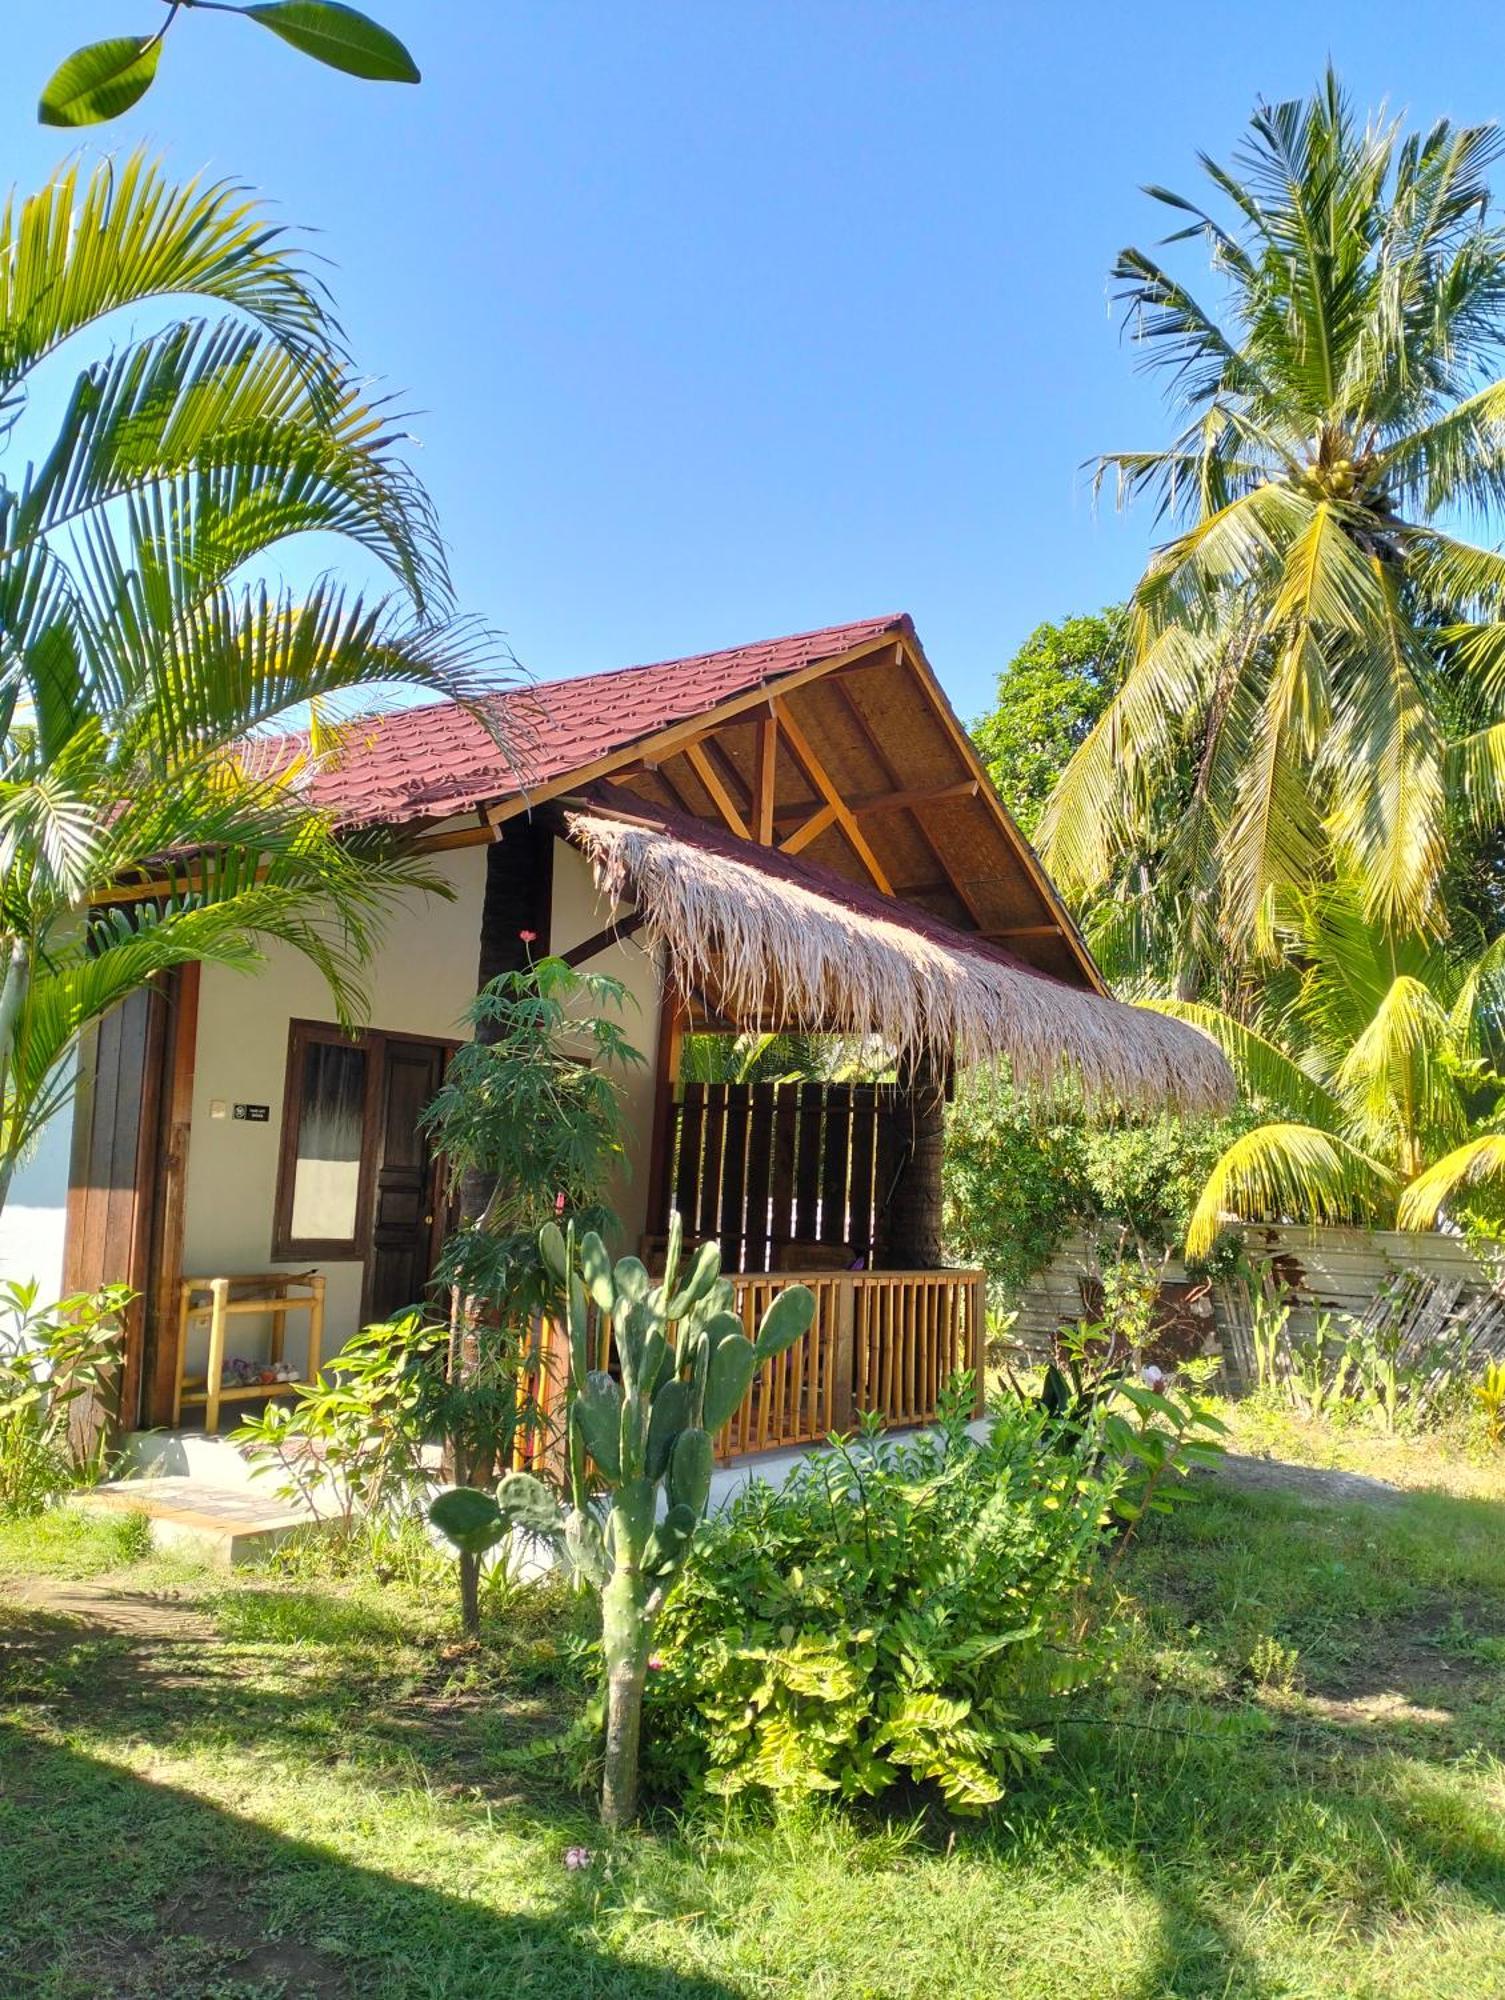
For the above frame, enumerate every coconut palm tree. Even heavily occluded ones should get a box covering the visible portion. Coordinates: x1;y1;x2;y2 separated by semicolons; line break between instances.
1041;72;1505;985
1153;886;1505;1255
0;153;505;1213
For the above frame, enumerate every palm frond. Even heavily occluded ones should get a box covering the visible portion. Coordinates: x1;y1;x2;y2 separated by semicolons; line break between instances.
1397;1135;1505;1229
1144;999;1344;1125
1185;1120;1396;1258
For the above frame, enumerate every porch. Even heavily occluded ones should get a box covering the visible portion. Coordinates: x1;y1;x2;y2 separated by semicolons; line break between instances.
55;615;1230;1464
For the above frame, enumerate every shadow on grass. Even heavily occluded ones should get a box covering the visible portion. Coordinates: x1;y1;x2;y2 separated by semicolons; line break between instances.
0;1722;740;2000
6;1474;1505;1999
1009;1478;1505;1998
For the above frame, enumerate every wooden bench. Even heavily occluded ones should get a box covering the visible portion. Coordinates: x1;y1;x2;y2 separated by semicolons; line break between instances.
173;1272;325;1433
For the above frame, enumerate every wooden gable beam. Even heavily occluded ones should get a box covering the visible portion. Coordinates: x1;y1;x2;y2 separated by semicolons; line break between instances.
751;707;777;844
779;800;838;856
893;634;1104;994
827;677;991;931
771;697;893;895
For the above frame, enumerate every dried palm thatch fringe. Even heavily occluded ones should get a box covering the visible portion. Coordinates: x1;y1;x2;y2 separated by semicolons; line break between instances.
567;811;1233;1115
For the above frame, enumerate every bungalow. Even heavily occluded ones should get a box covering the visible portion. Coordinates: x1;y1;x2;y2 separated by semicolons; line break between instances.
43;612;1229;1459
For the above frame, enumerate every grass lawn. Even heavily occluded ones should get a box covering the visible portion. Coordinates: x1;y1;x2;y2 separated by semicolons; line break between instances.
3;1443;1505;2000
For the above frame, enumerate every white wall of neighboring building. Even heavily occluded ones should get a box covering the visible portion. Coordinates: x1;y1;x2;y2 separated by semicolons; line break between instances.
0;1052;75;1301
174;833;663;1371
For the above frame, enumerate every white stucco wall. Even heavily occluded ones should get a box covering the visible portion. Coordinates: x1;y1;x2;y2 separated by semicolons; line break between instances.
175;833;663;1367
548;839;664;1249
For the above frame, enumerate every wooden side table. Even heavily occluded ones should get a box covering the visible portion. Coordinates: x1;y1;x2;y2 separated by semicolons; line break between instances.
173;1272;326;1433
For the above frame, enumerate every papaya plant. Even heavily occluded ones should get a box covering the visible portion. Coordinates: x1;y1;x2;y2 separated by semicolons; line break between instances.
431;1213;815;1828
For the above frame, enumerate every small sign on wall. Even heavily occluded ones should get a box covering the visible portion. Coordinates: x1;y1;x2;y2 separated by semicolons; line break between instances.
233;1103;271;1123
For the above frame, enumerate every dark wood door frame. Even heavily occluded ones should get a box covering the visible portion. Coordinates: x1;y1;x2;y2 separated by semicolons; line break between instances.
361;1035;451;1324
272;1017;457;1321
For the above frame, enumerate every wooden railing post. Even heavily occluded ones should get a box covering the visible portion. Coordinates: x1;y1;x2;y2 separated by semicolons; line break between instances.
832;1275;857;1435
970;1273;986;1417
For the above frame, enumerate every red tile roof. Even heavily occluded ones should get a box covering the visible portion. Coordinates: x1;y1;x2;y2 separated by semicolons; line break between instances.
295;614;912;828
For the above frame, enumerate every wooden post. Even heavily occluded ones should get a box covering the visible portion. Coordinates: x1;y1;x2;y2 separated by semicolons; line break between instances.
306;1273;325;1383
144;963;201;1429
969;1272;986;1416
644;978;685;1242
752;708;777;845
831;1275;857;1435
170;1281;191;1426
203;1277;230;1434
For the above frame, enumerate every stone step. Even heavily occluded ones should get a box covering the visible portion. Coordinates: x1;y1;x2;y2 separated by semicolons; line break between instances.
75;1477;321;1565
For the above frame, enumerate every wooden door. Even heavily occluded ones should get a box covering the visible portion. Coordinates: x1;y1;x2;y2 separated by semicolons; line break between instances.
364;1038;446;1323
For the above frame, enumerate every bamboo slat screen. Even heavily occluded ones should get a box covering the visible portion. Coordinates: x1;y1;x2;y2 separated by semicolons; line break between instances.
852;1270;984;1429
716;1272;847;1456
668;1081;905;1271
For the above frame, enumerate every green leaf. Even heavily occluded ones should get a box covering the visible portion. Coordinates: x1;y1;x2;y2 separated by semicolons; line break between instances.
538;1220;567;1283
573;1372;622;1479
754;1285;815;1360
703;1332;758;1432
646;1378;694;1479
494;1470;561;1542
429;1485;506;1557
245;3;420;82
667;1426;714;1515
39;37;162;127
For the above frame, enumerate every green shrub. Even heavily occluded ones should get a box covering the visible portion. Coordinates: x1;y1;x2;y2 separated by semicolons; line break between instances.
0;1281;129;1518
641;1398;1116;1812
943;1079;1254;1304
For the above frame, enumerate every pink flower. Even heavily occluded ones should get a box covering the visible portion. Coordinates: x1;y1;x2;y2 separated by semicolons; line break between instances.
648;1654;665;1672
564;1846;594;1871
519;929;538;944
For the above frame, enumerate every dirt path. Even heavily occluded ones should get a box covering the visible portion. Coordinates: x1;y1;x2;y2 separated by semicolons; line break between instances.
1204;1450;1405;1508
8;1574;216;1640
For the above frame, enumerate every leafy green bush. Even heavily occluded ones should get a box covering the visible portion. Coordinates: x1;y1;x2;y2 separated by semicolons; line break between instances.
235;1313;448;1537
943;1078;1253;1303
640;1397;1116;1812
0;1281;129;1518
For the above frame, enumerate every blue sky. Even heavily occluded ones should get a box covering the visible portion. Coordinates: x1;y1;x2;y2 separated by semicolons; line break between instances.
6;3;1505;721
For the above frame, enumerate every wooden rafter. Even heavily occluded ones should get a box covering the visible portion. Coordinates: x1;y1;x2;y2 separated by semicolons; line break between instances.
771;777;978;829
682;739;751;841
752;707;777;844
561;910;647;967
827;677;989;928
894;634;1103;993
779;800;838;856
771;697;893;895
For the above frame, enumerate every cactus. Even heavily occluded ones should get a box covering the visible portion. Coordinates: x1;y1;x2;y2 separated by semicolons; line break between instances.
429;1210;814;1828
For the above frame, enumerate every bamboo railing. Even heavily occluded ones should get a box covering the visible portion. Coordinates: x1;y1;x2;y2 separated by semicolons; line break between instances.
522;1266;985;1472
718;1267;985;1459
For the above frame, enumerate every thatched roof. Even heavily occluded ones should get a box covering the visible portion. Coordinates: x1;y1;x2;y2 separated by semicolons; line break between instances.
565;803;1234;1116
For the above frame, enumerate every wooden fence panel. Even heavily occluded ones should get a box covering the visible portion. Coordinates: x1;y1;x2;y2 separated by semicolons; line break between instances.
1011;1223;1505;1385
663;1082;893;1271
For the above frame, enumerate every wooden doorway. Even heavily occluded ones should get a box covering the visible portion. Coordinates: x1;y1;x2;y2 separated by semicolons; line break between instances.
365;1038;447;1323
273;1021;454;1326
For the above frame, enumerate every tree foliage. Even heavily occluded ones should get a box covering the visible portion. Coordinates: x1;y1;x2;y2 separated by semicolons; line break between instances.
971;608;1124;836
943;1077;1254;1299
40;2;418;126
423;956;643;1319
1148;884;1505;1252
1041;71;1505;987
0;154;505;1210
